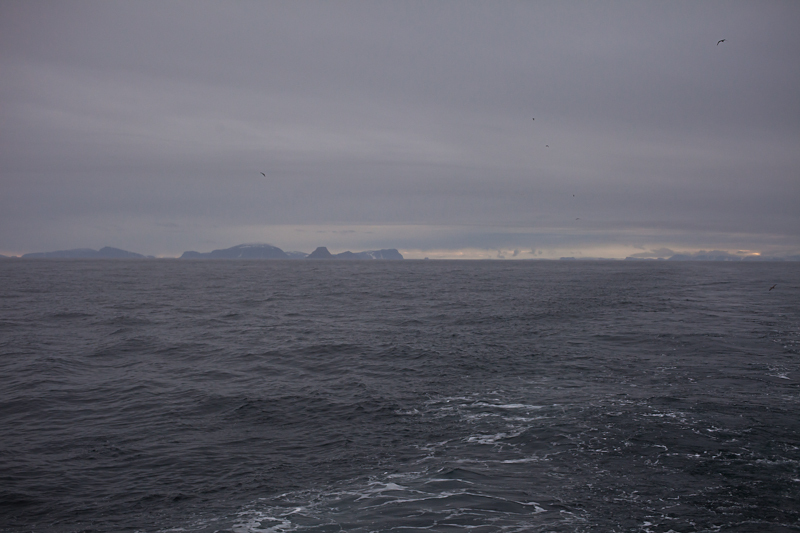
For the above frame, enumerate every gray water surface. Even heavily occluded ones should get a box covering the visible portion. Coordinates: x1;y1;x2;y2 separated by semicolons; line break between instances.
1;260;798;532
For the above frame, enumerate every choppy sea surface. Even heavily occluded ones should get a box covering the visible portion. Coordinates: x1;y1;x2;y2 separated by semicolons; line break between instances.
1;259;798;532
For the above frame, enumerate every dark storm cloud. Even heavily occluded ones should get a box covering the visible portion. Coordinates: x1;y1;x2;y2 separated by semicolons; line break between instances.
1;1;798;257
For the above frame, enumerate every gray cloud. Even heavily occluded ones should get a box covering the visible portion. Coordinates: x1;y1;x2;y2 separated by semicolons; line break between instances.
1;1;798;257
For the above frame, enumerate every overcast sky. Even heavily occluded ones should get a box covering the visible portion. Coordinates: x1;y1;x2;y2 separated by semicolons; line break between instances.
1;1;798;258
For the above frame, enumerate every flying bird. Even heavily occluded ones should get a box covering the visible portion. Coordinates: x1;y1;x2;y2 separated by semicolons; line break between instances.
546;145;549;148
260;172;266;177
717;39;726;45
769;284;777;291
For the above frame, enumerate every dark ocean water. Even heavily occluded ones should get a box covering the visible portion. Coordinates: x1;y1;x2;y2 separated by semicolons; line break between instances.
1;259;798;532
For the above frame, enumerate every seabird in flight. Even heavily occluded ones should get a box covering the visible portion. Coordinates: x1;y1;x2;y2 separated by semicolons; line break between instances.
717;39;726;45
260;172;266;177
769;284;777;291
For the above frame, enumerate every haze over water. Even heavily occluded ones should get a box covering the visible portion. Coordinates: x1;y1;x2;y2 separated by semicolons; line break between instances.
1;259;798;532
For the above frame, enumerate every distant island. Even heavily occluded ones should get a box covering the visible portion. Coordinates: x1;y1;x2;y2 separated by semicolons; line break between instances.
304;246;403;260
180;243;292;259
179;244;403;260
12;243;404;260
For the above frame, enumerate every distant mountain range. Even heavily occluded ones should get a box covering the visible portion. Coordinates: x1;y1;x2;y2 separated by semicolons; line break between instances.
14;243;404;260
181;244;403;260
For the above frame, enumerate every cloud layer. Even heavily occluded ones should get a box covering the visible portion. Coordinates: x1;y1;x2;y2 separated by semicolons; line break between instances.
2;1;799;257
